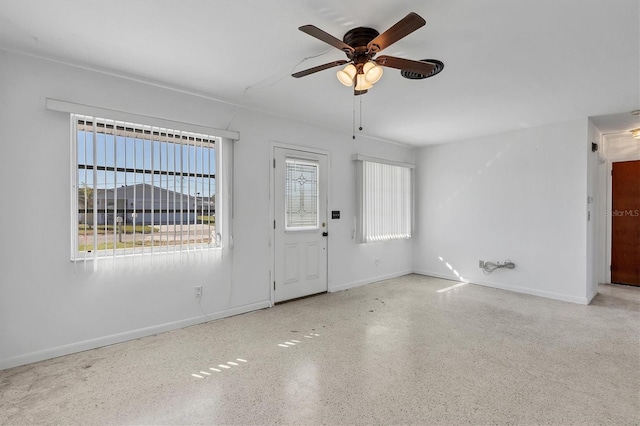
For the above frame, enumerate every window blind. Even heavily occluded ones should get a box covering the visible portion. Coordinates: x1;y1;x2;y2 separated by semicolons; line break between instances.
355;157;413;243
72;114;220;265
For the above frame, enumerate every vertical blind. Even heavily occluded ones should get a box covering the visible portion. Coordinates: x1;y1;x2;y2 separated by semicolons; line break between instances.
356;158;412;243
72;114;219;264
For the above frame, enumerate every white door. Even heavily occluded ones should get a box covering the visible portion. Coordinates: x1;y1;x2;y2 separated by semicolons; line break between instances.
274;147;328;303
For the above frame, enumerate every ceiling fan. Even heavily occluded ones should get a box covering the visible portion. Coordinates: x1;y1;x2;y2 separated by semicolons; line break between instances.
292;12;443;95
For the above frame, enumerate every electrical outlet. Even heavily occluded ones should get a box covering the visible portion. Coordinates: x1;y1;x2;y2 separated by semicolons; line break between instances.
479;260;484;268
375;258;379;266
195;286;203;298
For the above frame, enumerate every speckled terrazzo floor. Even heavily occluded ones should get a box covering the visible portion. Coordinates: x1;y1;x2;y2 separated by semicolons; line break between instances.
1;274;639;425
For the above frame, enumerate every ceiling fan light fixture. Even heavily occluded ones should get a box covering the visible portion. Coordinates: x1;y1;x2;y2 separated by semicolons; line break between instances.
363;61;383;84
294;12;442;97
336;64;357;86
631;128;640;139
355;73;373;91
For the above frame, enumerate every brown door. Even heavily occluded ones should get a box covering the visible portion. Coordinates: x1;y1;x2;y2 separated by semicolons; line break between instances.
611;160;640;286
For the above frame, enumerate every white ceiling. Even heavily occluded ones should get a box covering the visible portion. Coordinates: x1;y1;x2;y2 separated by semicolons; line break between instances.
1;0;638;146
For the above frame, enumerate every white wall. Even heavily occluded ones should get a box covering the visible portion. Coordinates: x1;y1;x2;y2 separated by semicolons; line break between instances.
413;119;591;304
229;110;415;295
0;50;414;369
603;133;640;162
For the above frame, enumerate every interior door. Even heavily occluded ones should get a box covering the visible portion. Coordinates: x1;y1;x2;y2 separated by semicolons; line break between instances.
611;160;640;286
274;147;328;302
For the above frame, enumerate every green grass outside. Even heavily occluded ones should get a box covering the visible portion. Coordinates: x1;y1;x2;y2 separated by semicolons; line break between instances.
197;215;215;224
78;224;159;235
79;238;212;252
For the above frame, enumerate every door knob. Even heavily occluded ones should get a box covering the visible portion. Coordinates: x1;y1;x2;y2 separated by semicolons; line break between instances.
322;232;328;237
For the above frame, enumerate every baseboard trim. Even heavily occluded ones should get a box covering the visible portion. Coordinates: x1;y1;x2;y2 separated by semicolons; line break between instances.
586;286;599;304
329;270;413;293
412;269;466;284
412;270;589;305
0;300;271;371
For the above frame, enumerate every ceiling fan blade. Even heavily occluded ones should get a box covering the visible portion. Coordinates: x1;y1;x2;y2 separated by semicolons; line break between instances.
367;12;426;53
299;25;355;54
292;60;349;78
375;56;436;74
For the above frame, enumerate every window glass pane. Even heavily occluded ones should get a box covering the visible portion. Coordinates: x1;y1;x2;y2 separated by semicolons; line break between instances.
134;138;145;170
77;131;89;165
124;136;135;168
285;159;319;230
104;134;115;168
73;115;218;257
143;139;152;170
115;136;126;168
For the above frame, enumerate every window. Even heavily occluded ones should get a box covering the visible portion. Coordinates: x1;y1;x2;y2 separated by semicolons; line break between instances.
285;158;319;230
354;156;413;243
72;115;219;259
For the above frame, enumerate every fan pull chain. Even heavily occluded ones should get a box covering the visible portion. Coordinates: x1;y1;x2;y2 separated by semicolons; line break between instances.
359;96;363;132
352;91;356;139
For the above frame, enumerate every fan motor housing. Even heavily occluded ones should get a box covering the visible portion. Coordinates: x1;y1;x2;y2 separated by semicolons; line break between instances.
343;27;379;50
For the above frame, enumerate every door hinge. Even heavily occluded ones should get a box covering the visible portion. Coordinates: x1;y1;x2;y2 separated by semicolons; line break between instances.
274;281;276;290
273;158;276;168
610;265;612;271
274;220;276;229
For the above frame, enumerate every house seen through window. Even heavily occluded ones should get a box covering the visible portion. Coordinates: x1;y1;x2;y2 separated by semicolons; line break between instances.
73;115;219;259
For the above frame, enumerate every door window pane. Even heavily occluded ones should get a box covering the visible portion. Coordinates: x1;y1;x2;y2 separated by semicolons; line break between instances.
285;159;319;230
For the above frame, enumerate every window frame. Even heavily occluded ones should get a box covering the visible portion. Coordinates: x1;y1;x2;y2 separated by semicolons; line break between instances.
353;154;414;244
70;114;222;261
